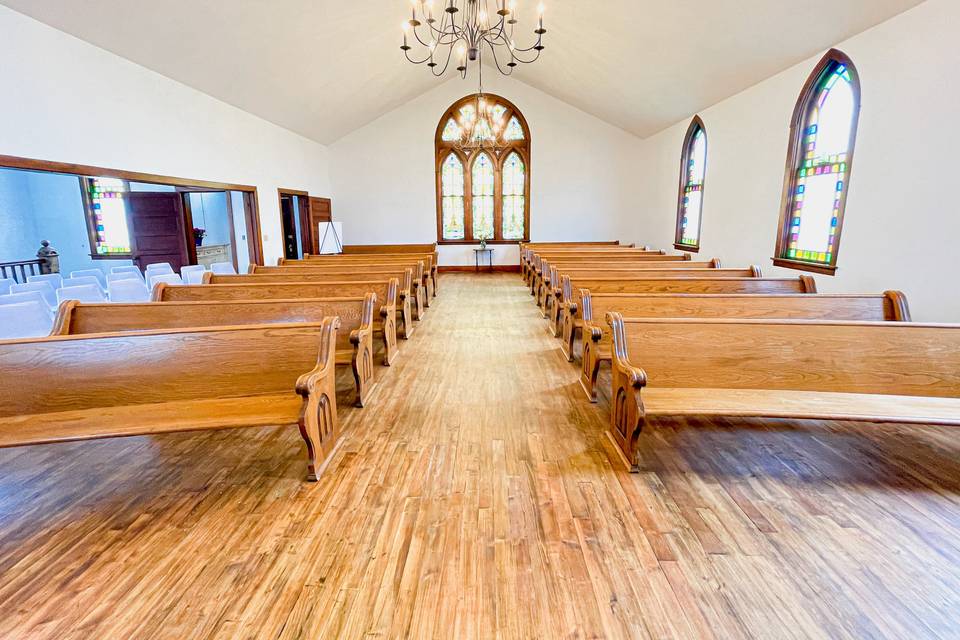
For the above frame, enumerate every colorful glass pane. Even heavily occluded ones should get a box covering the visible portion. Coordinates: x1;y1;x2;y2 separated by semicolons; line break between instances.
441;154;465;240
786;63;855;264
502;152;525;240
504;116;525;141
89;177;131;254
441;118;461;142
678;127;706;246
472;153;495;240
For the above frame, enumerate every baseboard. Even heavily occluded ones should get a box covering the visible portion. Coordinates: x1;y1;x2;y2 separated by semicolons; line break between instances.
438;265;521;273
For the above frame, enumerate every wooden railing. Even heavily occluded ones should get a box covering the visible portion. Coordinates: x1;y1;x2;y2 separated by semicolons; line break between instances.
0;259;43;283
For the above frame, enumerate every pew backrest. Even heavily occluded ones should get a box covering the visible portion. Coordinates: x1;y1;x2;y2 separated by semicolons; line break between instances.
607;315;960;398
564;276;816;303
216;268;414;293
0;321;338;422
52;296;376;349
342;243;436;254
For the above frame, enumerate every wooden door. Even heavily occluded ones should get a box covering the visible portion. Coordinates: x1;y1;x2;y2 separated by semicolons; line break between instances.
126;192;190;272
307;197;332;254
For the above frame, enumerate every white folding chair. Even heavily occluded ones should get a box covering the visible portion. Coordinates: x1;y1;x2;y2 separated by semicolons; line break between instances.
0;291;55;316
111;265;143;277
108;278;151;303
181;264;208;285
148;273;183;290
57;284;107;304
0;278;14;296
0;301;52;339
209;262;237;275
27;273;63;291
107;271;144;284
70;269;108;290
145;263;174;282
11;281;57;309
61;276;104;291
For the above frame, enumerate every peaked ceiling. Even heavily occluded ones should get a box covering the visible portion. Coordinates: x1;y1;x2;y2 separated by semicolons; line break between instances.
2;0;924;144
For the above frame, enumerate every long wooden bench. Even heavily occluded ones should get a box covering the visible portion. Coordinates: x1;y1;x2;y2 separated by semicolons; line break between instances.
0;320;341;481
520;241;623;282
240;264;426;321
578;291;910;402
52;295;378;408
343;243;436;254
196;275;408;344
529;250;682;295
606;315;960;471
542;263;749;320
536;257;720;310
556;271;788;350
154;279;402;359
289;252;439;300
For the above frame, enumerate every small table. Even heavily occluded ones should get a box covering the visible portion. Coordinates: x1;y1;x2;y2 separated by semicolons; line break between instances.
474;247;494;273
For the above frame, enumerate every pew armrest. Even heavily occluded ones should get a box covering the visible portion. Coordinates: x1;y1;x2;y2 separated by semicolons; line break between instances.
296;316;341;397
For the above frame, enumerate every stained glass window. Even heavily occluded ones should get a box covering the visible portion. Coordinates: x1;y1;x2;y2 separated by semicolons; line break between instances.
504;116;525;141
441;153;465;240
87;177;132;255
502;152;525;240
777;52;860;271
441;118;461;142
472;153;495;240
676;120;706;249
436;93;530;243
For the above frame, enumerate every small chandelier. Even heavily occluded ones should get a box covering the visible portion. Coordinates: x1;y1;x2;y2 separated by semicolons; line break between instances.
401;0;547;77
454;91;506;152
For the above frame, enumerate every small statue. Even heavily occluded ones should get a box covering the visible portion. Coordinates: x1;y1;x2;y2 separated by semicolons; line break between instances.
36;240;60;275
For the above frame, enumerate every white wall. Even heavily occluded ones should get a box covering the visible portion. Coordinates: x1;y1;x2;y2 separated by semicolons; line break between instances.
0;6;331;267
329;74;641;266
629;0;960;322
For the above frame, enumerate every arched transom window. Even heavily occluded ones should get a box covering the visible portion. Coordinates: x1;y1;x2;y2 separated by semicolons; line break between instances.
436;94;530;244
775;49;861;275
675;116;707;251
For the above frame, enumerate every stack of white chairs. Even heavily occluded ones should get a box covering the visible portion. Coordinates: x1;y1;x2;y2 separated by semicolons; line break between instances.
70;269;108;291
0;278;14;296
181;264;208;284
0;300;52;339
10;281;57;309
57;283;107;304
210;262;237;275
108;265;149;302
27;273;63;291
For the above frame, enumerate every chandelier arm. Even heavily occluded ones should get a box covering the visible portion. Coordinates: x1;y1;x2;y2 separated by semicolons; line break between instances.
404;48;438;65
431;43;458;77
485;42;515;76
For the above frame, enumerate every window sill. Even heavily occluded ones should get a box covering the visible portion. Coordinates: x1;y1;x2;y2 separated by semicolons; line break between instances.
673;243;699;253
771;257;837;276
438;239;529;246
89;253;134;260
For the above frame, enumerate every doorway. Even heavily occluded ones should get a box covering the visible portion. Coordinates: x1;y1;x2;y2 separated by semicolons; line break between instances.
278;189;311;259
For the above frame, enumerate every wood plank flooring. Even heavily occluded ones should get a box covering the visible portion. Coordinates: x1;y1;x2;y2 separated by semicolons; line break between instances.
1;273;959;638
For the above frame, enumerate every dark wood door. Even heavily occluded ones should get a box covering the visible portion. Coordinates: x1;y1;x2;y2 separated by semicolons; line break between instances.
126;192;190;272
307;197;332;254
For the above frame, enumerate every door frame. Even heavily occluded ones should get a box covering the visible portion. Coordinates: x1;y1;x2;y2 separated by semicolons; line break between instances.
278;188;312;258
0;153;265;266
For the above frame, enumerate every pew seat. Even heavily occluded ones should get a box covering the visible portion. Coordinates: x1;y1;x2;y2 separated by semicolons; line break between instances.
606;315;960;471
154;279;401;360
52;295;378;407
577;291;910;401
0;321;341;481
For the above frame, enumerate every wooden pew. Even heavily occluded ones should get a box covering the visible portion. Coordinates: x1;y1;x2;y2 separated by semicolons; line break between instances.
578;291;910;402
52;295;378;408
524;245;649;284
0;320;341;481
241;264;426;321
606;314;960;471
154;279;402;360
288;252;439;300
342;243;436;254
529;250;681;295
539;258;720;312
197;274;409;344
556;271;786;350
520;241;623;281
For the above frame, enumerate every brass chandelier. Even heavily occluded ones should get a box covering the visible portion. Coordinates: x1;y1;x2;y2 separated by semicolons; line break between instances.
401;0;547;77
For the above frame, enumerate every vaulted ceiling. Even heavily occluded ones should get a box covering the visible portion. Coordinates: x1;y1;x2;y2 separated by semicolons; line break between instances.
1;0;925;144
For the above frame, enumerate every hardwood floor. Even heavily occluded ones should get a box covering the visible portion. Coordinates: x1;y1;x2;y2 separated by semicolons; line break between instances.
1;273;959;639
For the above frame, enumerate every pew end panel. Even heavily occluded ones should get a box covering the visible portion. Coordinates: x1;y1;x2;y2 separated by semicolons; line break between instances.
605;312;649;472
296;316;343;480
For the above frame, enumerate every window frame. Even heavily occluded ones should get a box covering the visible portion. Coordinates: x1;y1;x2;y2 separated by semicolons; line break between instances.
435;93;531;245
80;176;135;260
773;49;861;276
674;116;707;253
